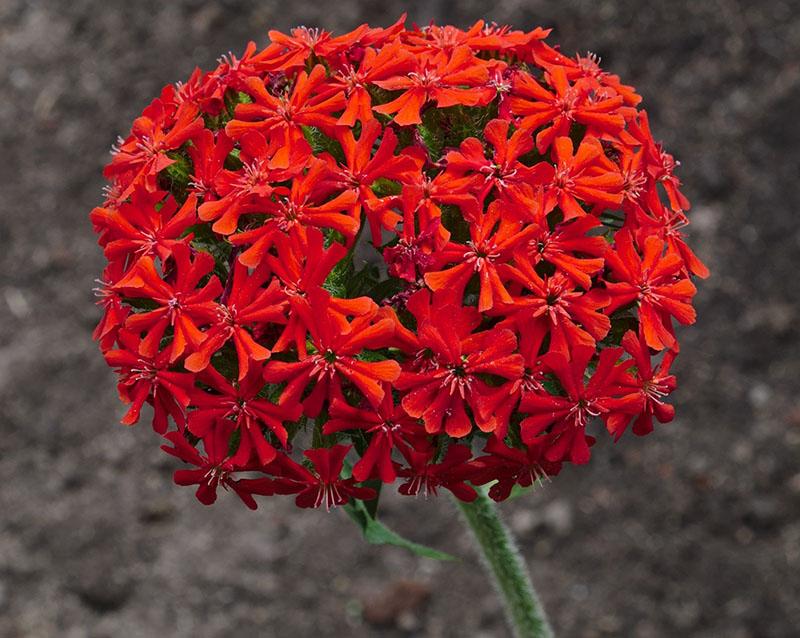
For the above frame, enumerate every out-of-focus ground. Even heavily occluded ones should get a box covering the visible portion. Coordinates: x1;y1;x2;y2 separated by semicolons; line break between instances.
1;1;799;636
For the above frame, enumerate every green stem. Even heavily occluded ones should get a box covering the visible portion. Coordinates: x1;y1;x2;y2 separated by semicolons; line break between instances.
454;488;554;638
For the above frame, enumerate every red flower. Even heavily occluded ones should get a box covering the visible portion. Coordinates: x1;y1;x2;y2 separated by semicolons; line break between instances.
397;291;524;437
382;188;444;282
444;118;551;202
400;166;481;232
633;187;710;279
324;396;424;483
547;50;642;107
605;231;697;351
544;136;624;220
90;190;197;264
397;444;477;502
518;201;607;289
186;129;234;200
334;39;416;125
509;65;626;153
105;99;204;195
226;65;346;167
373;45;490;125
629;111;690;212
268;445;376;509
184;260;287;379
92;261;131;351
472;436;562;502
474;323;550;438
497;258;611;355
115;244;222;362
104;329;195;434
328;120;422;244
197;131;300;235
605;330;678;439
265;228;349;356
519;346;637;464
263;288;401;416
188;363;300;465
92;18;706;510
254;27;332;71
424;202;537;312
229;158;359;266
161;421;274;509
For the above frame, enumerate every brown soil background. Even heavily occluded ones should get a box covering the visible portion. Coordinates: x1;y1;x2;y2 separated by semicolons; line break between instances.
1;1;799;636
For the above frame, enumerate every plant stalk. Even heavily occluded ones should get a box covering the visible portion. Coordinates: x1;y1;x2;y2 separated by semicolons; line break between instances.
454;488;554;638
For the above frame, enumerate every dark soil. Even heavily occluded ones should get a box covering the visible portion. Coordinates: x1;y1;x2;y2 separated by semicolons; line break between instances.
1;1;798;636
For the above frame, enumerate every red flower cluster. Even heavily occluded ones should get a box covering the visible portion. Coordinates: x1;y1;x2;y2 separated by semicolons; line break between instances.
91;17;707;511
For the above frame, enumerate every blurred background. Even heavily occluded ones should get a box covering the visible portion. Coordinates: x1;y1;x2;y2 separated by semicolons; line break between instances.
1;0;799;636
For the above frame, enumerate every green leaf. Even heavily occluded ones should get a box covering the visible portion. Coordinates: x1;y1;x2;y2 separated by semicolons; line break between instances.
343;497;457;561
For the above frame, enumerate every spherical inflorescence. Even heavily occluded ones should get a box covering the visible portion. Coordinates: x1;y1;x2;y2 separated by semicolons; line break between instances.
91;17;708;510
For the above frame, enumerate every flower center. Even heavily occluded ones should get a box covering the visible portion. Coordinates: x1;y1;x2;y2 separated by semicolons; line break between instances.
465;241;500;271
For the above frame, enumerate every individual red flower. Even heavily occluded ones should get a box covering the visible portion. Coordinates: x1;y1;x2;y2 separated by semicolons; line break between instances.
509;65;626;153
474;323;550;438
186;129;234;200
396;291;524;437
263;288;401;416
544;136;624;220
265;228;349;356
521;206;607;289
187;363;300;465
90;190;197;264
184;260;286;379
382;188;445;282
196;130;300;235
268;445;376;509
114;244;222;362
328;120;422;244
632;187;710;279
229;158;359;266
334;39;416;125
471;436;562;502
629;111;690;212
324;395;425;483
605;330;678;439
396;444;477;502
226;65;346;167
252;27;334;72
92;261;131;352
604;230;697;351
373;45;490;125
104;98;204;196
103;329;195;434
424;202;537;312
519;346;638;464
545;50;642;108
400;165;481;231
497;257;611;355
161;420;274;509
444;118;551;202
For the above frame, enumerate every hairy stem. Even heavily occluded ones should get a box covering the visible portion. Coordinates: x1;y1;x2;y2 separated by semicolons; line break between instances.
454;488;554;638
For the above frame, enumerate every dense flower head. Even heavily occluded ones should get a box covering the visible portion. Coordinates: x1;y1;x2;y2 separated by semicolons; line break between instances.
91;16;707;511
